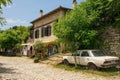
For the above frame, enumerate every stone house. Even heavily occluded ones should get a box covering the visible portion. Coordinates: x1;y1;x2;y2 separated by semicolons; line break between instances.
27;0;77;57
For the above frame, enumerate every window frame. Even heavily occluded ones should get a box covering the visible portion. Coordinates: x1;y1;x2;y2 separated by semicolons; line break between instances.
81;51;90;57
41;25;52;37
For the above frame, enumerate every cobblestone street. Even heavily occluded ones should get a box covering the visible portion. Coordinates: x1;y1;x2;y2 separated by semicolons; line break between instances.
0;56;119;80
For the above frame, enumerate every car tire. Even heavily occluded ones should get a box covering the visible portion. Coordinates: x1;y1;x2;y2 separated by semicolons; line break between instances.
63;59;69;65
88;63;97;70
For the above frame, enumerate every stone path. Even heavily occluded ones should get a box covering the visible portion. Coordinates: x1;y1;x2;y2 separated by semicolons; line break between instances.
0;56;119;80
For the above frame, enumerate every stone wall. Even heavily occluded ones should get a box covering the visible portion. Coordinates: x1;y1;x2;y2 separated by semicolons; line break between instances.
102;26;120;55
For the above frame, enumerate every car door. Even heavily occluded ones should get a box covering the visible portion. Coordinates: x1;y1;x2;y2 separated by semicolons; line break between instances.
79;51;90;66
69;52;80;64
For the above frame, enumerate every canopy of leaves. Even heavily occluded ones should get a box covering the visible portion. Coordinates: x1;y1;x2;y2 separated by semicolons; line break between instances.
53;4;100;51
0;26;30;49
81;0;120;27
53;0;120;52
0;0;12;26
15;26;30;43
0;0;12;7
0;29;19;49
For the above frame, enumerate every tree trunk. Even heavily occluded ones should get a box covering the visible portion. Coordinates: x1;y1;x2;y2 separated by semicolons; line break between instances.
74;56;78;68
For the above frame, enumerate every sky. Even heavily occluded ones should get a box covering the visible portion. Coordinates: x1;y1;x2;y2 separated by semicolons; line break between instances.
1;0;84;30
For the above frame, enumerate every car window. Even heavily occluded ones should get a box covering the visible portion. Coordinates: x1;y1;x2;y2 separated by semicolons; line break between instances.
81;51;89;57
92;50;106;56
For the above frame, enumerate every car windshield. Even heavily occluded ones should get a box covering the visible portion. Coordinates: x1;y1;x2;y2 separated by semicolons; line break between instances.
92;50;106;57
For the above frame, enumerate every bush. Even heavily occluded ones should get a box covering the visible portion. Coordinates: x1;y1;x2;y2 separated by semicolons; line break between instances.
34;54;40;63
16;53;22;57
33;41;44;53
44;52;48;58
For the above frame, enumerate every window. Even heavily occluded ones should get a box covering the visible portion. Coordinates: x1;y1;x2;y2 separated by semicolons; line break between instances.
35;29;39;38
92;50;106;57
41;25;51;37
81;51;89;57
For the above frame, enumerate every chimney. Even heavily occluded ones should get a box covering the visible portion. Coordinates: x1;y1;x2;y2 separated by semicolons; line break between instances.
72;0;77;8
40;10;43;17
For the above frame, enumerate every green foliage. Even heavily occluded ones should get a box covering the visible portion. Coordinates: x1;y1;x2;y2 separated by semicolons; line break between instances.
16;53;22;57
15;26;30;43
0;17;6;26
0;0;12;26
54;0;120;51
0;28;3;33
44;52;48;58
0;29;20;49
0;0;12;7
0;26;29;50
33;41;44;53
82;0;120;27
53;3;101;51
34;54;40;63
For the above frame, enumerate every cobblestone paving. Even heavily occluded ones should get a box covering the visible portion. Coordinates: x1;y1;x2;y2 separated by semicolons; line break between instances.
0;56;119;80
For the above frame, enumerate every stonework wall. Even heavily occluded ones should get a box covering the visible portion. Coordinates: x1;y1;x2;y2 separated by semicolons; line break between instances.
102;26;120;55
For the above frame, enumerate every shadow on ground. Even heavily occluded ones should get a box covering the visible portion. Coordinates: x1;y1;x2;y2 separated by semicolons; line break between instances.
0;65;16;74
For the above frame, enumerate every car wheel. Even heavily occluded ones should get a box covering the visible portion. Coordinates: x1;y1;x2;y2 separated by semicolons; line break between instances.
88;63;97;70
63;59;69;65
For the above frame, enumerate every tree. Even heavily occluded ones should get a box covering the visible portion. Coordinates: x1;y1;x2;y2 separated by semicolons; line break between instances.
14;26;30;52
81;0;120;27
0;29;19;49
0;0;12;26
53;5;100;49
0;26;29;52
0;28;3;33
53;1;101;67
15;26;30;43
0;0;12;7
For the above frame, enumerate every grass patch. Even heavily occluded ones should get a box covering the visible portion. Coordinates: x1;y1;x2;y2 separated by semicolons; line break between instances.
55;64;120;77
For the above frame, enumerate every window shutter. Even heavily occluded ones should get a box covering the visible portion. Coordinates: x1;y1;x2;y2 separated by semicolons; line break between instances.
41;27;45;37
48;26;51;36
45;27;48;36
41;28;43;37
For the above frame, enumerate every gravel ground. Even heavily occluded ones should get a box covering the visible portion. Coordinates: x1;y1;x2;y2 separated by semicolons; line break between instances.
0;56;119;80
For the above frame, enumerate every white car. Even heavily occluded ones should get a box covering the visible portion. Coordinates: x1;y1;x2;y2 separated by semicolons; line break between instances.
63;50;120;70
